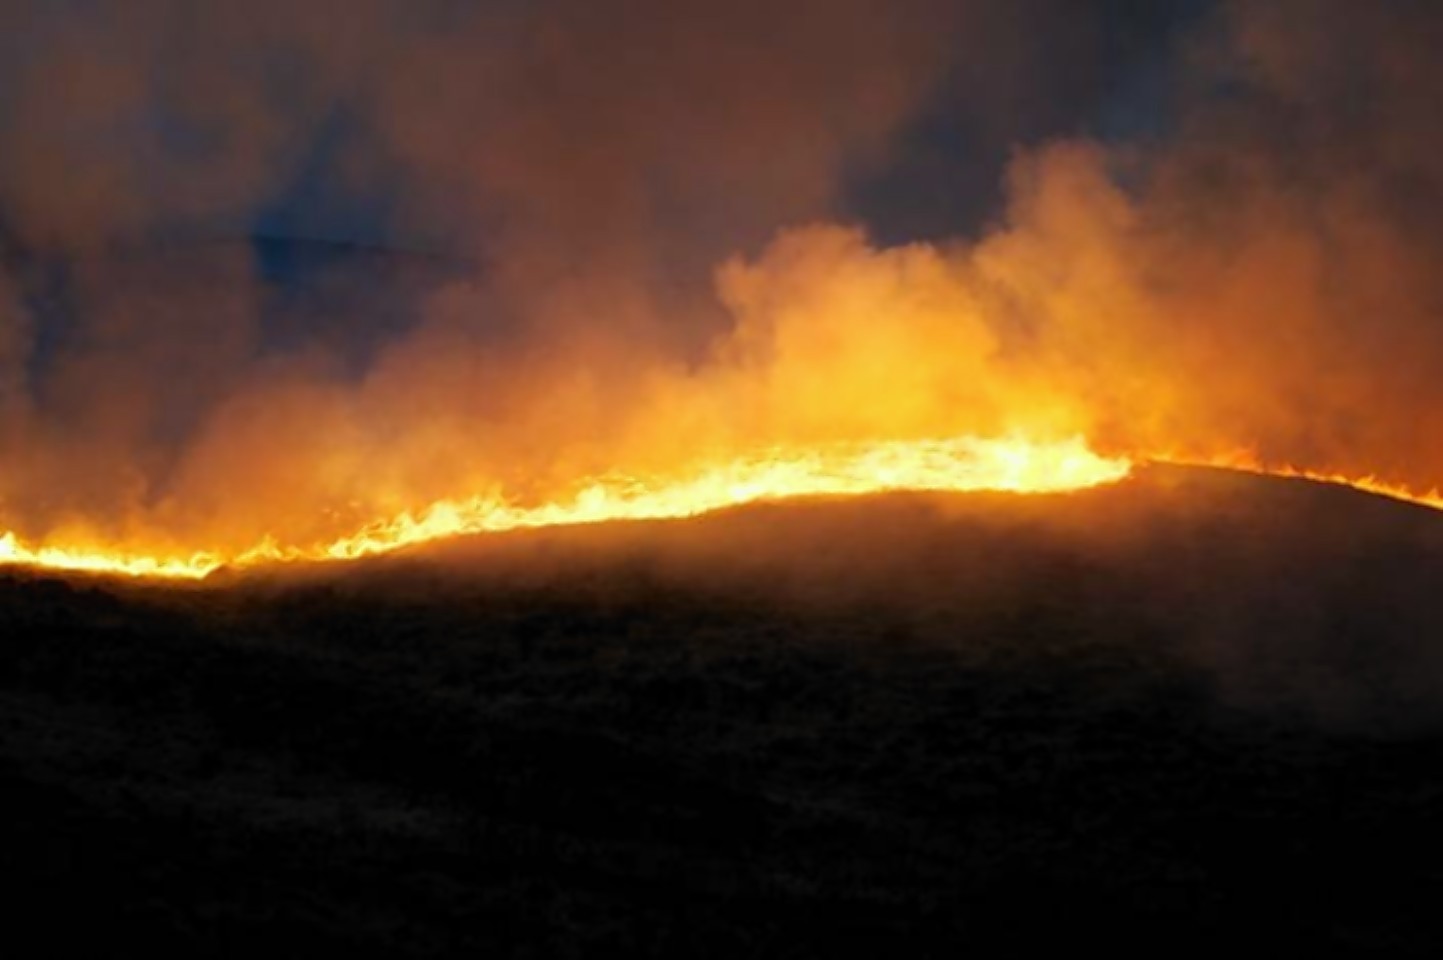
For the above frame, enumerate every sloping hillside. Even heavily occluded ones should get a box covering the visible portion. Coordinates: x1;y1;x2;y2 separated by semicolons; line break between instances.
4;465;1442;956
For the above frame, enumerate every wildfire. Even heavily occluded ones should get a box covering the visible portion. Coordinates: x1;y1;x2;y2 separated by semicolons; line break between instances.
0;435;1130;580
0;532;226;581
7;433;1443;583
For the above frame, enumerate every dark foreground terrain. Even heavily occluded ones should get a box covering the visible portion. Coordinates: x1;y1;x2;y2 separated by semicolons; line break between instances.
4;465;1443;956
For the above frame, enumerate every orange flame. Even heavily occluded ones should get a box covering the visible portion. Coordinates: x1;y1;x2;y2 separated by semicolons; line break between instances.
8;434;1443;583
1177;450;1443;512
0;435;1129;580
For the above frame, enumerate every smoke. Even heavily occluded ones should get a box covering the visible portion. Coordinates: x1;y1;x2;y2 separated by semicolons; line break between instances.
667;0;1443;487
994;0;1443;481
3;0;1443;560
0;0;1055;550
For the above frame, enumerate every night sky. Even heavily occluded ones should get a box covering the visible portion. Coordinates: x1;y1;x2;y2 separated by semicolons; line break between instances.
0;1;1205;254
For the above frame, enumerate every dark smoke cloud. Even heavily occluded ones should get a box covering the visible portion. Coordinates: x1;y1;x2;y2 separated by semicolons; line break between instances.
0;0;968;254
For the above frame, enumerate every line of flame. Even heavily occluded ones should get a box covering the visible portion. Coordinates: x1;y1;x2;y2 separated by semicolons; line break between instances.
8;437;1443;584
0;435;1129;581
1173;451;1443;512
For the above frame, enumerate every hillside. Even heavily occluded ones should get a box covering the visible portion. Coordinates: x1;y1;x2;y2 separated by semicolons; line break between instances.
4;464;1443;956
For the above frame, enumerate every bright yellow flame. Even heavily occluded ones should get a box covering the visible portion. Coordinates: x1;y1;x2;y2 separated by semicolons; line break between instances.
0;435;1130;580
0;531;224;580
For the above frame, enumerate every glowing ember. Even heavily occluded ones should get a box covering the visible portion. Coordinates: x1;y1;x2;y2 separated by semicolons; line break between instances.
0;435;1129;580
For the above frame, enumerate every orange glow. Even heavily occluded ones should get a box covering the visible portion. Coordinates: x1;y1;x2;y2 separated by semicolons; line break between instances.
8;436;1443;583
0;532;225;581
1177;451;1443;513
0;436;1129;580
6;152;1443;583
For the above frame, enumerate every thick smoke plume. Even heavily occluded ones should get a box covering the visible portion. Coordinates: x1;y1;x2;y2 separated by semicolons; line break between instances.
1;0;1442;558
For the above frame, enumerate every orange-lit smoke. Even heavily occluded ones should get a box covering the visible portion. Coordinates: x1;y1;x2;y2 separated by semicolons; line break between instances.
3;1;1443;578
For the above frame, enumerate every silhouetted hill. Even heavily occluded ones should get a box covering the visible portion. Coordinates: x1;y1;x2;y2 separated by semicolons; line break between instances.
3;465;1442;956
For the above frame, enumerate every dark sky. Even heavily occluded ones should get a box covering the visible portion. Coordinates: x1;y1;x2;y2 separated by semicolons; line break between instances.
849;0;1210;245
0;0;1210;258
253;0;1211;252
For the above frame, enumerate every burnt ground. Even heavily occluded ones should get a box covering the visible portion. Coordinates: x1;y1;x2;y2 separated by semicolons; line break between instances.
3;464;1443;957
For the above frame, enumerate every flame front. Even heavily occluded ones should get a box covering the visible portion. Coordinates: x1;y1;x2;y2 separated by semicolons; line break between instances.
9;433;1442;583
0;436;1130;580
